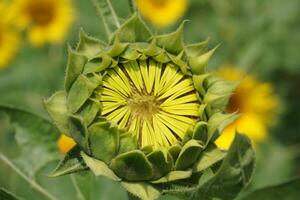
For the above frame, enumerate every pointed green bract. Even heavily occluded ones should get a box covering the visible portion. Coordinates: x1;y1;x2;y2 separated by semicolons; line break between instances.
77;29;106;59
193;144;226;172
156;21;185;55
115;14;151;43
65;47;87;91
189;45;219;75
111;150;153;181
49;146;88;177
121;182;160;200
175;140;203;170
88;122;119;163
44;91;70;135
81;152;121;181
147;149;173;180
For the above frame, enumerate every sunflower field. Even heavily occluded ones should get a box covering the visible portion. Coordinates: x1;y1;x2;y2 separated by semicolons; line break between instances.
0;0;300;200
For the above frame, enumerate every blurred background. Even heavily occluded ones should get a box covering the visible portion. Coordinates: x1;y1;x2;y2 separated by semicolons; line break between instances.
0;0;299;199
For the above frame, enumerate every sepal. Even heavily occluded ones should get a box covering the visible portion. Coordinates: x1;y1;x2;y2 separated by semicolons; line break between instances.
114;14;152;43
44;91;70;135
156;21;185;55
64;46;87;91
189;45;219;75
49;146;88;177
175;140;203;170
77;29;106;59
110;150;153;181
88;121;119;163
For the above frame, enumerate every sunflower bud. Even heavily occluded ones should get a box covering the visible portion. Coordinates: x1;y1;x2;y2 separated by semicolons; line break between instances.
46;13;255;200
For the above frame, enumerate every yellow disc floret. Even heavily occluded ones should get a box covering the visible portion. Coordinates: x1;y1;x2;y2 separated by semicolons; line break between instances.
100;59;200;148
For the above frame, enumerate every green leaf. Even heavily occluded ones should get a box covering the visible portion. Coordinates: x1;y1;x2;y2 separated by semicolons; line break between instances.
240;177;300;200
0;188;21;200
175;140;203;170
88;121;119;163
114;14;152;43
193;144;226;172
0;105;60;177
81;152;121;181
156;21;185;55
49;146;88;177
77;29;106;59
64;47;87;91
121;182;160;200
111;150;153;181
44;91;70;135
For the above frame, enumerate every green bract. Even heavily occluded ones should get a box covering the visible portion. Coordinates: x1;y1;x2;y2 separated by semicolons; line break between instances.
45;10;255;200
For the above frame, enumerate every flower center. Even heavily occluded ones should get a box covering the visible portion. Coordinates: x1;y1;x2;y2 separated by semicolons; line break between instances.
25;0;55;26
100;59;200;148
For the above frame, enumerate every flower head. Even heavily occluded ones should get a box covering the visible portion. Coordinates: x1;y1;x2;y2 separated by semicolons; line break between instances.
47;10;255;199
57;134;76;154
135;0;188;27
215;66;279;150
0;2;21;69
14;0;74;46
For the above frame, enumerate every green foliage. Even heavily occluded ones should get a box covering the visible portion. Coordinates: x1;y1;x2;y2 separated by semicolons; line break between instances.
240;177;300;200
0;188;21;200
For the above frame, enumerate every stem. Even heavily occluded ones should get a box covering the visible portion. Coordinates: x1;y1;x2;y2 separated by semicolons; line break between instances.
70;175;86;200
92;0;111;40
91;0;121;41
129;0;136;13
0;153;58;200
106;0;120;28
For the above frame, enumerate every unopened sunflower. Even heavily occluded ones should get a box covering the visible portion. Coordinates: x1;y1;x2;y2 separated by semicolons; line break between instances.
215;66;279;150
135;0;188;27
14;0;74;46
46;2;255;199
0;2;21;69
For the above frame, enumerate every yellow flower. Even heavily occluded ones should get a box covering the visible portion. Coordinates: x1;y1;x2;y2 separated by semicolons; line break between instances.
0;2;21;69
101;60;200;148
14;0;74;46
57;134;76;154
215;66;279;150
135;0;188;27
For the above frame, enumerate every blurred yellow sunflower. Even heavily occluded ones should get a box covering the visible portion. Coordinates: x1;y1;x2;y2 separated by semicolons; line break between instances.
0;2;21;69
14;0;74;46
57;134;76;154
215;66;279;150
135;0;188;27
